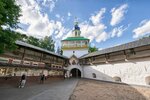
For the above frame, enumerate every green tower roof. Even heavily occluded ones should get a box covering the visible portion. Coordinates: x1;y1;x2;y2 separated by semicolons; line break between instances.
62;37;89;41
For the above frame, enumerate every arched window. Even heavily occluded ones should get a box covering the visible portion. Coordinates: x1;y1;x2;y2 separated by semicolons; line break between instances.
113;76;121;82
92;73;96;78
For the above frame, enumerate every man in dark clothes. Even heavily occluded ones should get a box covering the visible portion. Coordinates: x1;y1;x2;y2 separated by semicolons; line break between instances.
40;74;45;84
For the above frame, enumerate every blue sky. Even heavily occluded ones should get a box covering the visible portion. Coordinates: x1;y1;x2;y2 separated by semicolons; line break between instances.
16;0;150;51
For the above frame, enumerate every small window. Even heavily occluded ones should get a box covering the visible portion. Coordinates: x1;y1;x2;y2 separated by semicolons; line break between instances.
145;76;150;85
92;73;96;78
75;31;77;36
113;76;121;82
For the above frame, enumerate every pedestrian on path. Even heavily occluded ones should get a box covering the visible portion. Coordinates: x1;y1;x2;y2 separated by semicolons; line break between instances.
40;74;45;84
19;74;26;88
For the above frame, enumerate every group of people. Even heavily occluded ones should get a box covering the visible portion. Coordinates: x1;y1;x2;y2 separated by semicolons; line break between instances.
18;73;46;88
64;73;72;79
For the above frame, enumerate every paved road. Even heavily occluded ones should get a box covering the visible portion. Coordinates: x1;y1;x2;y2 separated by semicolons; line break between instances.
0;79;79;100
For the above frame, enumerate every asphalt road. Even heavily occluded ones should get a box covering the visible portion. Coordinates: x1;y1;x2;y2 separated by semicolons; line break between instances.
0;78;79;100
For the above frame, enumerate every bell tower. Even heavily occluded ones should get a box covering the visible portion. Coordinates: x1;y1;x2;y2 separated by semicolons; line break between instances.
61;20;89;58
72;20;81;37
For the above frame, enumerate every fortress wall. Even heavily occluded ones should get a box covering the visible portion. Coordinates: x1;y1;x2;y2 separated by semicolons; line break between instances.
82;57;150;85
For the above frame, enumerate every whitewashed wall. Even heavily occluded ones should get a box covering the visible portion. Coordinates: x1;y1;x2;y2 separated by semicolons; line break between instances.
63;49;88;58
82;57;150;85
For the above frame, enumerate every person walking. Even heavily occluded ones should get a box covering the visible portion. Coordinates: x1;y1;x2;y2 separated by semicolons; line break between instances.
40;74;45;84
19;74;26;88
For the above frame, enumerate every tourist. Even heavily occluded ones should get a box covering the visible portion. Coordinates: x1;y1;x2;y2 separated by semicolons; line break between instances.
64;73;68;79
40;74;45;84
70;73;72;78
19;74;26;88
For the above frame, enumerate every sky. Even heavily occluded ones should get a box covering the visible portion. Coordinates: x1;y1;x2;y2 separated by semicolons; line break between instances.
15;0;150;51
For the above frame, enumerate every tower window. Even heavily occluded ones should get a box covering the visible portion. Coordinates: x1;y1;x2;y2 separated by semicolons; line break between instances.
75;31;77;36
73;51;75;53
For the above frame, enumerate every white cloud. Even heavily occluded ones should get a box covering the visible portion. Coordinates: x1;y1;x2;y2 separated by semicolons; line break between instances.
62;8;108;43
80;8;108;43
42;0;57;12
98;48;103;50
79;8;109;43
90;43;95;47
68;12;71;17
110;25;127;38
110;4;128;26
96;31;108;42
16;0;66;39
55;14;60;18
80;21;108;42
54;21;70;39
90;8;106;25
15;28;27;35
133;20;150;38
62;30;72;40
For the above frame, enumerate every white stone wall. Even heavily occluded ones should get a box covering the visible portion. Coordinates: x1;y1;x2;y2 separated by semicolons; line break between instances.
82;57;150;85
63;49;88;58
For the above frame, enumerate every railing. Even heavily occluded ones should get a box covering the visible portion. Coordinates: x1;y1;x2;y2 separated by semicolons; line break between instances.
0;57;45;67
62;45;88;49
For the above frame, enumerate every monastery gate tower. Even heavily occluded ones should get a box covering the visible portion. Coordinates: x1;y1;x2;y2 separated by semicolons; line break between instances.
61;21;89;78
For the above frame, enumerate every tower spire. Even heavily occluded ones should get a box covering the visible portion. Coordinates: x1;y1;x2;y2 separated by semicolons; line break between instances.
74;17;78;26
74;17;80;31
72;17;81;37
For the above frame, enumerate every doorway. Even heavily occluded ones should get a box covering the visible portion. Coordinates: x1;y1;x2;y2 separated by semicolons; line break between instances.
70;68;81;78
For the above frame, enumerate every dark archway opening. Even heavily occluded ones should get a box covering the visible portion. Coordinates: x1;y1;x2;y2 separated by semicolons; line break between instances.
70;68;81;78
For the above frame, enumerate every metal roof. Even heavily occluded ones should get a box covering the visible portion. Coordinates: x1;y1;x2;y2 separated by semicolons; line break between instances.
62;37;89;41
80;37;150;59
16;41;68;59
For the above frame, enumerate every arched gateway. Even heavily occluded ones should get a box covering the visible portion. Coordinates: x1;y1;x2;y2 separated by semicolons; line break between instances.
61;21;89;78
70;68;81;78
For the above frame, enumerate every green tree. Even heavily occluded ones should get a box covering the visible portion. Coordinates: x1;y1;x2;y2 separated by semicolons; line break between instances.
60;49;63;55
16;32;55;52
40;36;55;52
26;36;40;47
0;30;18;53
0;0;21;53
88;46;98;53
16;33;28;41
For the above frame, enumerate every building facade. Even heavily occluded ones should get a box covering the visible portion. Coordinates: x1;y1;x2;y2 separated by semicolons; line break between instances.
61;21;89;78
61;21;89;58
1;22;150;86
61;22;150;86
79;37;150;85
0;41;68;82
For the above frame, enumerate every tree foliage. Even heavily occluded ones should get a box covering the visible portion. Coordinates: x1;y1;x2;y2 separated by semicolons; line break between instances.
40;36;55;52
0;30;18;53
88;46;98;53
17;33;55;52
0;0;21;53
